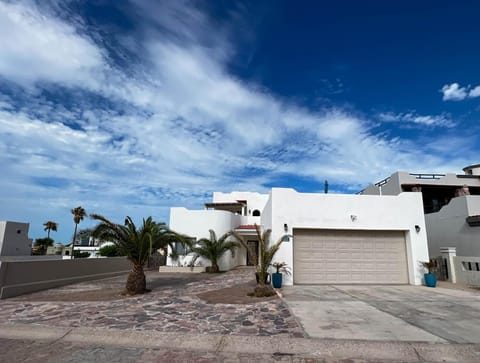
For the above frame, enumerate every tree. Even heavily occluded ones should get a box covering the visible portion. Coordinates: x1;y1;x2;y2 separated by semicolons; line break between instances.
90;214;187;295
232;224;286;297
71;206;86;258
33;237;54;255
189;230;239;273
43;221;58;239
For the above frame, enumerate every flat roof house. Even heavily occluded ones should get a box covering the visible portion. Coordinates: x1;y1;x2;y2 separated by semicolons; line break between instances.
361;164;480;258
169;188;429;285
0;221;32;257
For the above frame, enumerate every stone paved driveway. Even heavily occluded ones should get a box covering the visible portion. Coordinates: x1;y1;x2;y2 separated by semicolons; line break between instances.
0;267;304;338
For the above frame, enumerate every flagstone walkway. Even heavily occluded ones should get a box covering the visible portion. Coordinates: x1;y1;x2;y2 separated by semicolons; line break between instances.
0;267;304;338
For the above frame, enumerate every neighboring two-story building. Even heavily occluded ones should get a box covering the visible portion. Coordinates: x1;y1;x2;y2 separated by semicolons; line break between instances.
361;164;480;258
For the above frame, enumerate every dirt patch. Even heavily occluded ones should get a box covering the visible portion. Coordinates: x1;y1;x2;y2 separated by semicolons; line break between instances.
197;282;278;304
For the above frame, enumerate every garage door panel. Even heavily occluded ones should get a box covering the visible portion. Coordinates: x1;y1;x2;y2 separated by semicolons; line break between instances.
293;229;408;284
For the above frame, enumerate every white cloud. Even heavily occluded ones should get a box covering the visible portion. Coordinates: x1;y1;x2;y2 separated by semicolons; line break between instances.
441;83;468;101
378;112;454;127
0;1;105;88
469;85;480;98
441;82;480;101
0;1;476;242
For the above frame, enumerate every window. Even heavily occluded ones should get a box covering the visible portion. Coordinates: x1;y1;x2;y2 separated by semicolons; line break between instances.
252;209;261;216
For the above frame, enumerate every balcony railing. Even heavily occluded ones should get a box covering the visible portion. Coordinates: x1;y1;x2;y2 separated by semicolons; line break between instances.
409;173;445;180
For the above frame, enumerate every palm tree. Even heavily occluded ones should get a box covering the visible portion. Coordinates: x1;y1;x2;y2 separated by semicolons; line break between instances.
90;214;187;294
189;230;239;273
71;206;86;258
232;224;286;296
43;221;58;239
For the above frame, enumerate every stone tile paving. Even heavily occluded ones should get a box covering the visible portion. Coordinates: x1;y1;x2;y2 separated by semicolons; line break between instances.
0;267;304;338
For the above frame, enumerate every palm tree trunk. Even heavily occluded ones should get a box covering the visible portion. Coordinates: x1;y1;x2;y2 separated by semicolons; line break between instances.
71;223;78;259
47;229;50;239
126;263;147;294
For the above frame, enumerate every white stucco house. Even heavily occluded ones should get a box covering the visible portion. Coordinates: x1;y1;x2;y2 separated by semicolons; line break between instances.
169;188;429;286
361;164;480;258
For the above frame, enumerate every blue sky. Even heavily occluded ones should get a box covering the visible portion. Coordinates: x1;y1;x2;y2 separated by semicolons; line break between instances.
1;0;480;243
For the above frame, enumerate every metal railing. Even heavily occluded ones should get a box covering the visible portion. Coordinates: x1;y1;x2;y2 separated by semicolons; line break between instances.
409;173;445;180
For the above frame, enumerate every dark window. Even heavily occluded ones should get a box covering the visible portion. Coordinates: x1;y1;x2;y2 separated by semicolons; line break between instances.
252;209;261;216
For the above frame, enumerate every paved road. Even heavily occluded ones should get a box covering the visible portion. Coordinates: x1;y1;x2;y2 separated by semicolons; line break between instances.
1;324;479;362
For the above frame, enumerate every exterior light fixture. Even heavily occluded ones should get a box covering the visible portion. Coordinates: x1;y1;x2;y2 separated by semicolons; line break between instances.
284;223;288;232
415;225;421;233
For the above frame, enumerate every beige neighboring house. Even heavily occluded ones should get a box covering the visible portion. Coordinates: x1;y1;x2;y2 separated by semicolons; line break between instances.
169;188;429;286
0;221;33;256
361;164;480;258
46;241;114;258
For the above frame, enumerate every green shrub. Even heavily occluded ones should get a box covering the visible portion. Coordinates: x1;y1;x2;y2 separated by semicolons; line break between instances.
73;251;90;258
99;244;122;257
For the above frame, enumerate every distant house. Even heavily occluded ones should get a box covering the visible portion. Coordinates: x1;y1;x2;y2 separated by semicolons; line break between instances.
46;241;114;258
360;164;480;257
169;189;428;285
0;221;32;256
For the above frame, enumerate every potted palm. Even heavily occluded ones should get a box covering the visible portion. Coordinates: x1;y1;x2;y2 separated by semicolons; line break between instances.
232;224;288;297
271;262;291;288
420;259;437;287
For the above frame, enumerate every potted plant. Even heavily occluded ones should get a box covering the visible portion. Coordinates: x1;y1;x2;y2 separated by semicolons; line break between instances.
420;259;437;287
271;262;291;288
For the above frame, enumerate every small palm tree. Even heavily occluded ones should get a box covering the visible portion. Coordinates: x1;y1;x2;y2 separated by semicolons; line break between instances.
43;221;58;239
233;224;286;296
71;206;86;258
189;230;239;272
90;214;187;294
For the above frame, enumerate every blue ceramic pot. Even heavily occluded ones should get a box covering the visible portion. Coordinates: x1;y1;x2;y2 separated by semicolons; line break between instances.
272;272;283;288
424;273;437;287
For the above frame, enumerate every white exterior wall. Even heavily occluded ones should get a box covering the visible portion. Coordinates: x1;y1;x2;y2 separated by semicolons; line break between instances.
168;208;244;271
0;221;32;256
264;188;429;286
425;195;480;257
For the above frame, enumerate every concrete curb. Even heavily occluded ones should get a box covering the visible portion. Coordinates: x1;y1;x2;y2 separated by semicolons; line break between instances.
1;323;480;362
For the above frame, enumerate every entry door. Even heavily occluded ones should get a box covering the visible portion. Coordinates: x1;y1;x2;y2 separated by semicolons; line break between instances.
246;240;258;266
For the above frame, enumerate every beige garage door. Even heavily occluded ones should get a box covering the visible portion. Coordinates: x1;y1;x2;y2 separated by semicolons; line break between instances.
293;229;408;284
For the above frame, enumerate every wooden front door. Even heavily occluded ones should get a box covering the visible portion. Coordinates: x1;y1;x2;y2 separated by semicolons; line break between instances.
246;240;258;266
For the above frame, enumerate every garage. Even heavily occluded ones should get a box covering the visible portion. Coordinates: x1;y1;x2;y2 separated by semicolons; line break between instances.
293;229;408;284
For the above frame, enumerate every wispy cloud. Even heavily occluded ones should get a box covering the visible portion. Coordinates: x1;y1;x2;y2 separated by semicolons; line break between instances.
441;82;480;101
377;111;455;127
0;1;105;89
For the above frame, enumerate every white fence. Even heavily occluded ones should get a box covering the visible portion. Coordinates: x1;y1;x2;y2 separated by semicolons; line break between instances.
453;256;480;286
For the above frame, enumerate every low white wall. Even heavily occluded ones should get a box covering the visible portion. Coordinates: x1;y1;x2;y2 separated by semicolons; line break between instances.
453;256;480;286
266;189;429;285
425;196;480;257
0;257;131;299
